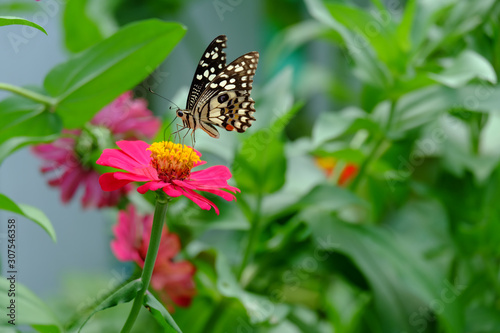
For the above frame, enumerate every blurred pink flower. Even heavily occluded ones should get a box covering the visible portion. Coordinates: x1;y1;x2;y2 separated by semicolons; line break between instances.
111;204;196;310
32;92;161;208
91;91;161;140
32;130;130;208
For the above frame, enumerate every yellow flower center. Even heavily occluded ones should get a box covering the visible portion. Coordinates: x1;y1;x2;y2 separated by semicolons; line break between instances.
148;141;200;182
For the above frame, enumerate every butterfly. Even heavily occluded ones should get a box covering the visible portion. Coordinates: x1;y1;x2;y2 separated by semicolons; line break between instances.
175;35;259;139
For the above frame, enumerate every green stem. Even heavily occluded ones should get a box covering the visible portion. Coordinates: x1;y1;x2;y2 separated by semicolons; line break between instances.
349;100;396;192
121;192;169;333
349;136;384;192
238;193;263;279
0;82;56;105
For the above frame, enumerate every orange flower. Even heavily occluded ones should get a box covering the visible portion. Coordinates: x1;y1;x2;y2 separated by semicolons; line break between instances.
314;156;358;186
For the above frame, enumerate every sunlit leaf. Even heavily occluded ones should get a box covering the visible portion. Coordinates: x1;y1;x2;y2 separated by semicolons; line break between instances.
0;279;62;332
0;94;61;164
143;292;182;333
0;193;56;242
216;253;290;325
63;0;105;53
429;50;497;88
44;19;186;128
306;213;464;333
77;279;142;332
0;15;47;35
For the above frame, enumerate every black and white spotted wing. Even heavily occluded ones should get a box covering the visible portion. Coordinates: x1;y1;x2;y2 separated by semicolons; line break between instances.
176;35;259;139
186;35;227;110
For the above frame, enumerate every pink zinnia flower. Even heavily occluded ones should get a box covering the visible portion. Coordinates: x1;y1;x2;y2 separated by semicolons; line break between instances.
111;204;196;310
97;140;240;214
32;92;161;208
91;91;161;140
32;130;130;208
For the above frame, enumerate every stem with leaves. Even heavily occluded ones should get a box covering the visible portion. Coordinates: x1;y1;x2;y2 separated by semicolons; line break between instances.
121;191;169;333
238;193;263;279
0;82;56;106
349;99;397;191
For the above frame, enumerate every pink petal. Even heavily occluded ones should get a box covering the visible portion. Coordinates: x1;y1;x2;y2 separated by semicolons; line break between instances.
172;180;236;201
181;188;219;215
115;140;152;165
59;167;86;203
99;172;134;191
137;181;167;194
162;184;184;197
96;142;150;171
190;165;232;180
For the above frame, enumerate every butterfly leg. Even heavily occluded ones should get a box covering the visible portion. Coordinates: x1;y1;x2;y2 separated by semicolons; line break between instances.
163;115;178;142
171;124;188;143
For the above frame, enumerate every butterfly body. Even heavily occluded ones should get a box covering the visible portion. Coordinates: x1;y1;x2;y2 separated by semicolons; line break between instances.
176;35;259;139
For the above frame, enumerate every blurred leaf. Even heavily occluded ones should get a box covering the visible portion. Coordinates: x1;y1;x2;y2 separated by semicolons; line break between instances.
0;2;37;12
0;279;62;332
324;279;370;333
216;253;290;325
325;3;402;73
0;94;61;164
441;0;496;41
429;50;497;88
252;67;295;131
385;200;454;270
233;128;286;195
44;19;186;128
395;0;415;53
143;292;182;333
170;297;214;333
306;213;464;333
0;15;47;35
304;0;392;88
265;20;341;72
233;100;302;195
63;0;105;53
312;107;381;147
77;279;142;332
403;0;455;60
0;193;56;242
270;183;367;224
388;83;500;136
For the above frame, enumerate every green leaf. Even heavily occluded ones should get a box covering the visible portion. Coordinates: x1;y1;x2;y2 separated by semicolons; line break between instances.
143;292;182;333
304;0;392;88
233;100;302;195
0;16;47;35
325;3;401;71
0;194;56;242
312;107;381;147
77;279;142;332
0;94;62;164
306;213;464;333
216;253;290;325
324;279;370;333
429;50;497;88
265;20;341;72
233;128;286;195
63;0;105;53
0;279;62;332
44;19;186;128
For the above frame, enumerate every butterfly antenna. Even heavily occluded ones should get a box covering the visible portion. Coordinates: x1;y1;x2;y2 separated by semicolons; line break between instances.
163;115;178;141
148;87;181;110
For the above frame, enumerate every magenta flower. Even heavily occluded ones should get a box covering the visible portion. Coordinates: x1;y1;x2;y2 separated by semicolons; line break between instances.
97;140;240;214
111;204;196;310
31;130;129;208
32;92;161;208
91;91;161;140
